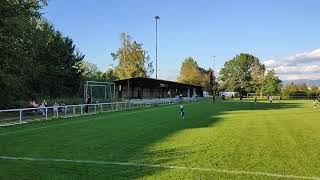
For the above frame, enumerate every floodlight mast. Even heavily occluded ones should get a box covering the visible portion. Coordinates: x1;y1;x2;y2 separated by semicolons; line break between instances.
155;16;160;79
212;56;216;95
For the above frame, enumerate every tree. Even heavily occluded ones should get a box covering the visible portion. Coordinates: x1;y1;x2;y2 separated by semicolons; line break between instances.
178;57;216;94
0;0;84;108
297;83;308;92
76;61;100;80
219;53;265;94
105;69;119;80
198;68;217;94
0;0;48;107
177;57;202;85
286;82;298;92
111;33;153;79
262;70;282;95
250;59;266;95
310;86;319;92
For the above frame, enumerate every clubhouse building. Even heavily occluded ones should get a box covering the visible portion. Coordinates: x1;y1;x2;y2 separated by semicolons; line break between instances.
113;77;203;99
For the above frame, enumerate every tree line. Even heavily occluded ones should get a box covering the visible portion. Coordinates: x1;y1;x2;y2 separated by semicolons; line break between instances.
282;82;320;98
1;0;84;108
0;1;155;109
218;53;282;96
177;53;283;97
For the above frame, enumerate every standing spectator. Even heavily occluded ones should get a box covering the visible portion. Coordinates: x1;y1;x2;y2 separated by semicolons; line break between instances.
212;94;215;103
85;96;92;113
179;94;183;104
53;102;59;117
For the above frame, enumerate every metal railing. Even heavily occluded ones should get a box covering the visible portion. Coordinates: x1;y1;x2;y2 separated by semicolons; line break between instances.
0;97;206;126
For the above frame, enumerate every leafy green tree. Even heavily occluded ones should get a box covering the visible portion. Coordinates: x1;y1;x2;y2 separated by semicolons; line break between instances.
111;33;153;79
0;0;84;108
105;69;119;80
178;57;216;93
262;70;282;95
198;68;217;94
297;83;308;92
75;61;119;81
76;61;100;80
177;57;202;85
310;86;319;92
0;0;47;107
286;82;298;92
250;59;266;95
219;53;265;94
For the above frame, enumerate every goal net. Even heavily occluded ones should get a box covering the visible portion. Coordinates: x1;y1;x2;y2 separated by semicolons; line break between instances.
83;81;115;103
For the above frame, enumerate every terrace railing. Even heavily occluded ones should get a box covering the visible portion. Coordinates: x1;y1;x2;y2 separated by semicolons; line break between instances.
0;97;205;126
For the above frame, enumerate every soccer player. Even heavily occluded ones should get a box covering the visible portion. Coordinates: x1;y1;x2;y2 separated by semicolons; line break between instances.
313;100;318;109
180;104;185;119
254;96;257;103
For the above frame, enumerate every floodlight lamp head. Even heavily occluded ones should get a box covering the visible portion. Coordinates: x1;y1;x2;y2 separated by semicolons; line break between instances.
155;16;160;20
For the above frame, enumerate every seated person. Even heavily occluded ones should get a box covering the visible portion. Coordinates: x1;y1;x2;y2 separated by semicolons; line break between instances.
36;102;46;115
28;100;39;108
41;99;48;107
28;100;39;112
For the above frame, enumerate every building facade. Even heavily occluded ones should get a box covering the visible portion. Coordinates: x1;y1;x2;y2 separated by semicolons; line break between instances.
114;77;203;99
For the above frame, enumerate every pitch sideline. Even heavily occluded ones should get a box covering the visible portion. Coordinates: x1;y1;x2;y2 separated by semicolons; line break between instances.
0;156;318;180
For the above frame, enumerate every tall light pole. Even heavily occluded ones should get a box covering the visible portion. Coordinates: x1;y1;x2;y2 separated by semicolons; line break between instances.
155;16;160;79
212;56;216;98
212;56;216;71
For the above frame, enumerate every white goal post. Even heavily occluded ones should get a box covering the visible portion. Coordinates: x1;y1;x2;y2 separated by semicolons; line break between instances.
83;81;115;102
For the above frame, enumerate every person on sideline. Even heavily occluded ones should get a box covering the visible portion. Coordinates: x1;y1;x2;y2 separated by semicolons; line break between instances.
313;99;318;109
269;96;273;103
179;104;185;120
85;96;92;113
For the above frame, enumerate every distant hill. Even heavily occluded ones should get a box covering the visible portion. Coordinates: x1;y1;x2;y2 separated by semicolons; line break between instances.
282;79;320;86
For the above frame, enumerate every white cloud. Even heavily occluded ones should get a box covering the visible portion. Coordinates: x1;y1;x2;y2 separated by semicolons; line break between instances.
274;65;320;74
263;59;279;68
263;49;320;80
280;73;320;81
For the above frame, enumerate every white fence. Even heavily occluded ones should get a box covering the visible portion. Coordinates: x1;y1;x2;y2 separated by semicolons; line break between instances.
0;97;205;126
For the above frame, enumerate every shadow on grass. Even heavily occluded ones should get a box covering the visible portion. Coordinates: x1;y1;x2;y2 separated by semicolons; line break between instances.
100;100;302;179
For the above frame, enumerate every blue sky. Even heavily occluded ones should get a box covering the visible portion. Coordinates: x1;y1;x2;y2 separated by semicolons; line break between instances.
44;0;320;81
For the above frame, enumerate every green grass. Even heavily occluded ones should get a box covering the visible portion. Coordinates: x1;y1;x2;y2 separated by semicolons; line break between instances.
0;100;319;179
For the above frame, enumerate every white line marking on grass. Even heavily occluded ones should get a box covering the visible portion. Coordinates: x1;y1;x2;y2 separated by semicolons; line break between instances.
0;156;318;180
0;105;174;136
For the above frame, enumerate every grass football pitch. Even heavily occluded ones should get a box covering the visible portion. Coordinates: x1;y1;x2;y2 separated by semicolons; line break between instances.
0;100;319;179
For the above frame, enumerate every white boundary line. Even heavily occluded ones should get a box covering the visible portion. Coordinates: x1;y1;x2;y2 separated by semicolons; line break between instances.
0;105;175;136
0;156;319;180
